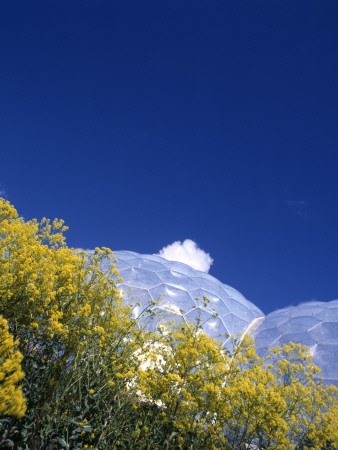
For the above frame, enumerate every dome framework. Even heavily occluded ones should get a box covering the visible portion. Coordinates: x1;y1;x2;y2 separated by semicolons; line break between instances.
105;251;338;387
109;251;263;347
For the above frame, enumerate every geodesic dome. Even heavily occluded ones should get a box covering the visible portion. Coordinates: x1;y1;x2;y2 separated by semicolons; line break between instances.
252;300;338;386
109;251;264;347
98;250;338;387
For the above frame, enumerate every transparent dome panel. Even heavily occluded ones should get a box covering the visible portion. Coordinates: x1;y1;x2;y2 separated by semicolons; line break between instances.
185;307;213;325
309;323;338;344
192;277;230;299
222;285;249;304
277;333;317;349
321;361;338;380
322;321;338;340
327;300;338;309
160;260;198;277
158;270;199;290
222;298;255;322
118;267;162;289
202;316;230;341
112;259;131;270
221;313;250;337
126;257;166;272
253;328;282;349
115;250;138;259
149;285;196;312
143;254;168;264
116;283;133;298
117;285;151;308
316;343;338;356
288;304;324;317
153;308;186;327
189;289;231;316
254;315;289;331
283;316;321;332
314;348;337;365
314;308;338;321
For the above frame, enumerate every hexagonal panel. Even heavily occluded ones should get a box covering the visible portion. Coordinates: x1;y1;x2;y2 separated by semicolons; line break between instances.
189;288;230;316
119;267;162;289
158;270;199;291
149;284;196;313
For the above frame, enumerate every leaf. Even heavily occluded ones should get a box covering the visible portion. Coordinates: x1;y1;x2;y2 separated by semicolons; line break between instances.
70;419;79;426
56;437;69;448
83;425;93;432
70;434;81;441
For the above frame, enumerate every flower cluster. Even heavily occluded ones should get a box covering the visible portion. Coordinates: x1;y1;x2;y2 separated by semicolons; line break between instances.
0;315;26;419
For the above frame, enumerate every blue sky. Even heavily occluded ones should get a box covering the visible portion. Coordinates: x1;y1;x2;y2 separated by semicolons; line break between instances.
1;0;338;314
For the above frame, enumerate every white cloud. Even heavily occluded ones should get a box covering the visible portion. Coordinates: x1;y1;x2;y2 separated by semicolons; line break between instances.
157;239;213;273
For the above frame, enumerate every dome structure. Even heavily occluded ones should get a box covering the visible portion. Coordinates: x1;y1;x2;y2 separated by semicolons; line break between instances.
251;300;338;386
110;251;264;347
99;250;338;387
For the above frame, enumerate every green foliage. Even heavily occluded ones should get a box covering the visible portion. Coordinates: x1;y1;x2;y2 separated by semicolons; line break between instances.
0;197;337;449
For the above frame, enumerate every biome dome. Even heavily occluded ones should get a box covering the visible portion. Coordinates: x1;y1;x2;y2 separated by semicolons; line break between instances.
100;250;338;387
107;251;264;347
252;300;338;387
